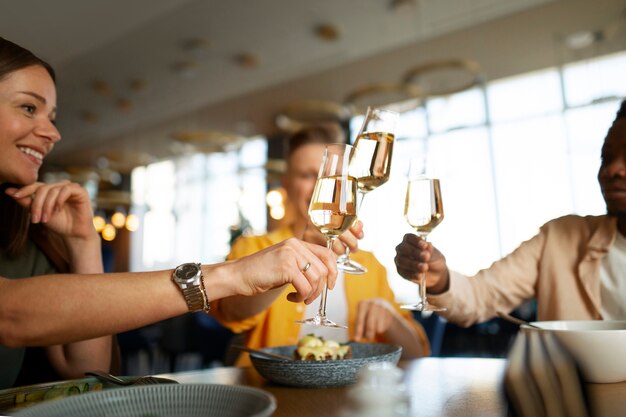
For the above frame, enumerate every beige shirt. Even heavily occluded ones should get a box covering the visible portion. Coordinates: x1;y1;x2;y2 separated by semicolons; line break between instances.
430;215;617;326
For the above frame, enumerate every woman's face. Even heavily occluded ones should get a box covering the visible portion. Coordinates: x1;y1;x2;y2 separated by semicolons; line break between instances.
0;65;60;185
284;143;326;223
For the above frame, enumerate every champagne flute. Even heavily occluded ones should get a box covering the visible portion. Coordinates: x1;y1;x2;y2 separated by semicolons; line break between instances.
338;106;399;274
297;143;358;328
401;174;446;312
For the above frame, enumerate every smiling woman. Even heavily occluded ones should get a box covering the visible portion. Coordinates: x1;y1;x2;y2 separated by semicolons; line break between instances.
0;36;114;389
0;37;340;391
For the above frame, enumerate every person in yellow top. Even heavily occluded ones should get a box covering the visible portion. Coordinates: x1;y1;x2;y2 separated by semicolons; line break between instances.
212;124;430;366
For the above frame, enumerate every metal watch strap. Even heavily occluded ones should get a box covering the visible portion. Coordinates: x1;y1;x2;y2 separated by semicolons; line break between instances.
181;284;210;313
177;263;210;314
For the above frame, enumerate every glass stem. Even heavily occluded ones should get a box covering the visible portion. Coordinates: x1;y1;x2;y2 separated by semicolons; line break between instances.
344;191;366;259
318;237;335;317
419;235;429;307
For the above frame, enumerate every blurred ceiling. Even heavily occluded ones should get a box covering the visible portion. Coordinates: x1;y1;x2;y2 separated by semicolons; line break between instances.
2;0;623;171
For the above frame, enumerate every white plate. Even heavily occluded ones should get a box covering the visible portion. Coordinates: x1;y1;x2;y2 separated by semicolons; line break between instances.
13;383;276;417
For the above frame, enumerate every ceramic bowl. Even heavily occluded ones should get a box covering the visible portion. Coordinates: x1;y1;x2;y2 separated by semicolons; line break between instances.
522;320;626;383
249;342;402;388
13;383;276;417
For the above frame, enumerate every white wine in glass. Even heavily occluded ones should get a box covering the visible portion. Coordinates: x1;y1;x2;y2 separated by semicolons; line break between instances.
297;143;358;328
401;177;446;312
339;106;399;274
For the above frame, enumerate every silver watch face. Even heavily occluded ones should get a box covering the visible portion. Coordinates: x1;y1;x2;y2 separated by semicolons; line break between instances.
176;263;201;282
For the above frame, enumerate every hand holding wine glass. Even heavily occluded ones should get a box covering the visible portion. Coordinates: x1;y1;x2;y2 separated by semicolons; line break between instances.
338;106;399;274
401;169;446;312
296;143;358;328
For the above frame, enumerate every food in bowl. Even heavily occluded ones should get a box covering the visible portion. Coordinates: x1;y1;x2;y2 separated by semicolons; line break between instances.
522;320;626;383
249;342;402;388
294;334;352;360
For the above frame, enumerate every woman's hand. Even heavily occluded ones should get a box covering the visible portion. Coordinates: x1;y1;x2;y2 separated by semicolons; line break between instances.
228;237;338;305
394;233;450;294
353;298;399;342
5;181;98;242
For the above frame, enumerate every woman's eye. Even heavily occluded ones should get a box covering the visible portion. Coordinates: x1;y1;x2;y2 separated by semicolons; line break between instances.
22;104;36;114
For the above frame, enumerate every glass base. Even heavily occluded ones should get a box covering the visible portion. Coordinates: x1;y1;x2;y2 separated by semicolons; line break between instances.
401;301;446;312
295;315;347;329
336;255;368;275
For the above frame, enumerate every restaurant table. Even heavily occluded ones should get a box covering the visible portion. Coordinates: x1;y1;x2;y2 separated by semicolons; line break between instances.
158;357;626;417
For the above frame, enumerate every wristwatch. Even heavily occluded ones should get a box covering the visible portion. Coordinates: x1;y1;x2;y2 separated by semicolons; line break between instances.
171;262;210;313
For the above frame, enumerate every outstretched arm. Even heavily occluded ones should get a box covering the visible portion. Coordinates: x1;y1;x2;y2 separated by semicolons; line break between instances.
0;237;337;347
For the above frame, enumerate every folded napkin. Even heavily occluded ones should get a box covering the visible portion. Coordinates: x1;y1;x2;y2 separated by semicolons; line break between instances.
504;329;591;417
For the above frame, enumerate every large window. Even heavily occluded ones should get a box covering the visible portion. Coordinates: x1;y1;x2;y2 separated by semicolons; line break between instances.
130;138;267;271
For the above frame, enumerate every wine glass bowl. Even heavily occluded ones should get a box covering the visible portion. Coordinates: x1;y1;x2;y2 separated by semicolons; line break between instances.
338;107;399;274
297;143;358;328
402;176;446;312
404;178;444;237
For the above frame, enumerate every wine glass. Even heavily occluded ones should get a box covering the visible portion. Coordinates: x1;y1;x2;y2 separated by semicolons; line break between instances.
296;143;358;328
401;172;446;312
338;106;399;274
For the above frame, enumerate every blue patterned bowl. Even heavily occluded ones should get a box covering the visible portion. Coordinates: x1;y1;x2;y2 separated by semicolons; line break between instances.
249;342;402;388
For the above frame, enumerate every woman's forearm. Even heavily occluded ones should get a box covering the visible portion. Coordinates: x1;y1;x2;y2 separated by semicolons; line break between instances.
0;269;191;347
217;286;286;322
46;336;112;378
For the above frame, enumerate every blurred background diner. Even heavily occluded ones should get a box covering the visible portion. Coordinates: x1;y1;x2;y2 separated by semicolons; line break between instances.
2;0;625;375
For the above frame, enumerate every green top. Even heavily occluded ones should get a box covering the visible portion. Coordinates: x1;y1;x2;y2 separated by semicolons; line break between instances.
0;239;56;389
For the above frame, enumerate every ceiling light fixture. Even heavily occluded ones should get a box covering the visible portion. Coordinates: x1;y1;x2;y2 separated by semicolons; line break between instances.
275;100;351;132
402;59;483;96
234;53;259;69
129;79;147;93
344;82;424;115
91;80;112;96
314;23;340;42
116;98;133;112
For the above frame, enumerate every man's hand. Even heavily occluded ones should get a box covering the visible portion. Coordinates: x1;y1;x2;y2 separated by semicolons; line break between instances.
302;220;364;256
394;233;450;294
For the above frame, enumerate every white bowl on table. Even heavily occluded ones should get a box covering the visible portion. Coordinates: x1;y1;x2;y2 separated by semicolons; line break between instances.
522;320;626;383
